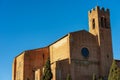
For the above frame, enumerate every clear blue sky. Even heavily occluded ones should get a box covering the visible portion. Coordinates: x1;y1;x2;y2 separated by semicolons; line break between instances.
0;0;120;80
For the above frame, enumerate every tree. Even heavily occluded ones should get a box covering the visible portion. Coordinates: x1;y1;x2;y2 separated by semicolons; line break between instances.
66;74;72;80
42;58;53;80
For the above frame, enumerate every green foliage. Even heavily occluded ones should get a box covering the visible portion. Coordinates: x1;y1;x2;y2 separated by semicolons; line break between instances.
42;58;53;80
118;77;120;80
108;60;120;80
66;74;72;80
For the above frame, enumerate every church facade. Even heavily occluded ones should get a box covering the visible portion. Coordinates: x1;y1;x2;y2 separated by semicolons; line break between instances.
12;6;116;80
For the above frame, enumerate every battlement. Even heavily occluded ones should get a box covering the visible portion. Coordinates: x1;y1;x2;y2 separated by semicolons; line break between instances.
88;6;109;14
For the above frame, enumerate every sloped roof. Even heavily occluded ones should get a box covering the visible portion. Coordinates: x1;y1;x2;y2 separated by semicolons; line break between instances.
15;29;94;58
15;47;48;58
48;29;95;46
70;30;95;37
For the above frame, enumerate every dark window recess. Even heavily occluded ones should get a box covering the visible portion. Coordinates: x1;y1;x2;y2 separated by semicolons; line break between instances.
32;68;36;80
92;19;95;29
104;18;107;28
27;78;29;80
101;17;109;29
33;71;35;80
101;17;104;28
42;53;44;59
107;54;109;58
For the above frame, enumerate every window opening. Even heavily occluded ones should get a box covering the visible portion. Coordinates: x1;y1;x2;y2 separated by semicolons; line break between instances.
101;17;104;28
92;19;95;29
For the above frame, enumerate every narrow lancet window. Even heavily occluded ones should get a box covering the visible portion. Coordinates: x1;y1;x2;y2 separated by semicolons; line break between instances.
101;17;104;28
104;18;107;28
92;19;95;29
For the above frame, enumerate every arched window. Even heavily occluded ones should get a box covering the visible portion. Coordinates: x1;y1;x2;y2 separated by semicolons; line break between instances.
92;19;95;29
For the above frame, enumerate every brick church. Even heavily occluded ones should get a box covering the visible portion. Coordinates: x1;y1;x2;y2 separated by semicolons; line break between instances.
12;6;120;80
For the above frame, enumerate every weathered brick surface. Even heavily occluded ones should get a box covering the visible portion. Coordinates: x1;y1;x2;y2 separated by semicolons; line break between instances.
12;6;114;80
12;47;49;80
69;30;100;80
50;35;70;80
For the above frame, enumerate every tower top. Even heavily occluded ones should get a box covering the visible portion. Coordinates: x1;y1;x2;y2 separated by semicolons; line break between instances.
88;6;111;36
88;6;110;15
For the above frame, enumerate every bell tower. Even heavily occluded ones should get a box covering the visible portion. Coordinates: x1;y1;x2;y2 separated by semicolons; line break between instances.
88;6;113;78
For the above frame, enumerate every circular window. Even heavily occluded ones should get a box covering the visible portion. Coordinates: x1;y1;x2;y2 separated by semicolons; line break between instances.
81;48;89;58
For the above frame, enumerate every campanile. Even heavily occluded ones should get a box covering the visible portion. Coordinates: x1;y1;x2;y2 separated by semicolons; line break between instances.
88;6;113;77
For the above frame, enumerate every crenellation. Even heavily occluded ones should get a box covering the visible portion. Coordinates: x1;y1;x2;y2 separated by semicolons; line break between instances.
106;8;109;12
88;6;110;15
101;7;105;11
106;8;110;14
88;6;99;14
88;10;92;14
92;8;95;11
100;7;110;14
